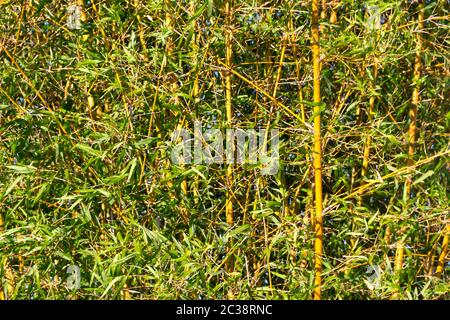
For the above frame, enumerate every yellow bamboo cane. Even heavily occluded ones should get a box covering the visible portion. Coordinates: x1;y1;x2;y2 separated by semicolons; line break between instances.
321;0;327;20
394;0;424;295
225;0;234;226
0;214;4;300
312;0;324;300
189;0;200;204
435;224;449;278
132;0;148;61
405;1;424;196
330;0;338;24
76;0;89;42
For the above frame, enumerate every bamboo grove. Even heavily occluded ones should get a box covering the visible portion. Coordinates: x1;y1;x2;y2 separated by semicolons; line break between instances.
0;0;449;299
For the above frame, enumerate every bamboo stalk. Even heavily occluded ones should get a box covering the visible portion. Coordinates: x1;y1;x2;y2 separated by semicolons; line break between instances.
164;0;174;63
289;12;305;123
76;0;89;42
354;48;380;247
190;1;200;101
435;224;449;278
321;0;327;20
0;215;5;300
311;0;324;300
405;1;424;196
272;34;288;216
189;0;200;204
1;257;14;300
285;8;303;221
225;0;234;226
330;0;338;24
76;0;87;21
164;0;189;222
394;0;424;282
361;63;379;180
134;0;148;56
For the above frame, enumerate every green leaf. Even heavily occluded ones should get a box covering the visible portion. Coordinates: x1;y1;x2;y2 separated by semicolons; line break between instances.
6;165;37;174
1;176;22;200
32;182;49;207
412;170;434;186
228;224;250;238
127;158;137;183
75;143;104;159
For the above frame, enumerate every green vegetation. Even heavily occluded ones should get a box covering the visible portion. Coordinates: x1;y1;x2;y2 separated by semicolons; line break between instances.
0;0;449;299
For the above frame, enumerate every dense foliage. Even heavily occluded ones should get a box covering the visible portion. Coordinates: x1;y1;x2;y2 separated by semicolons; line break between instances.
0;0;448;299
